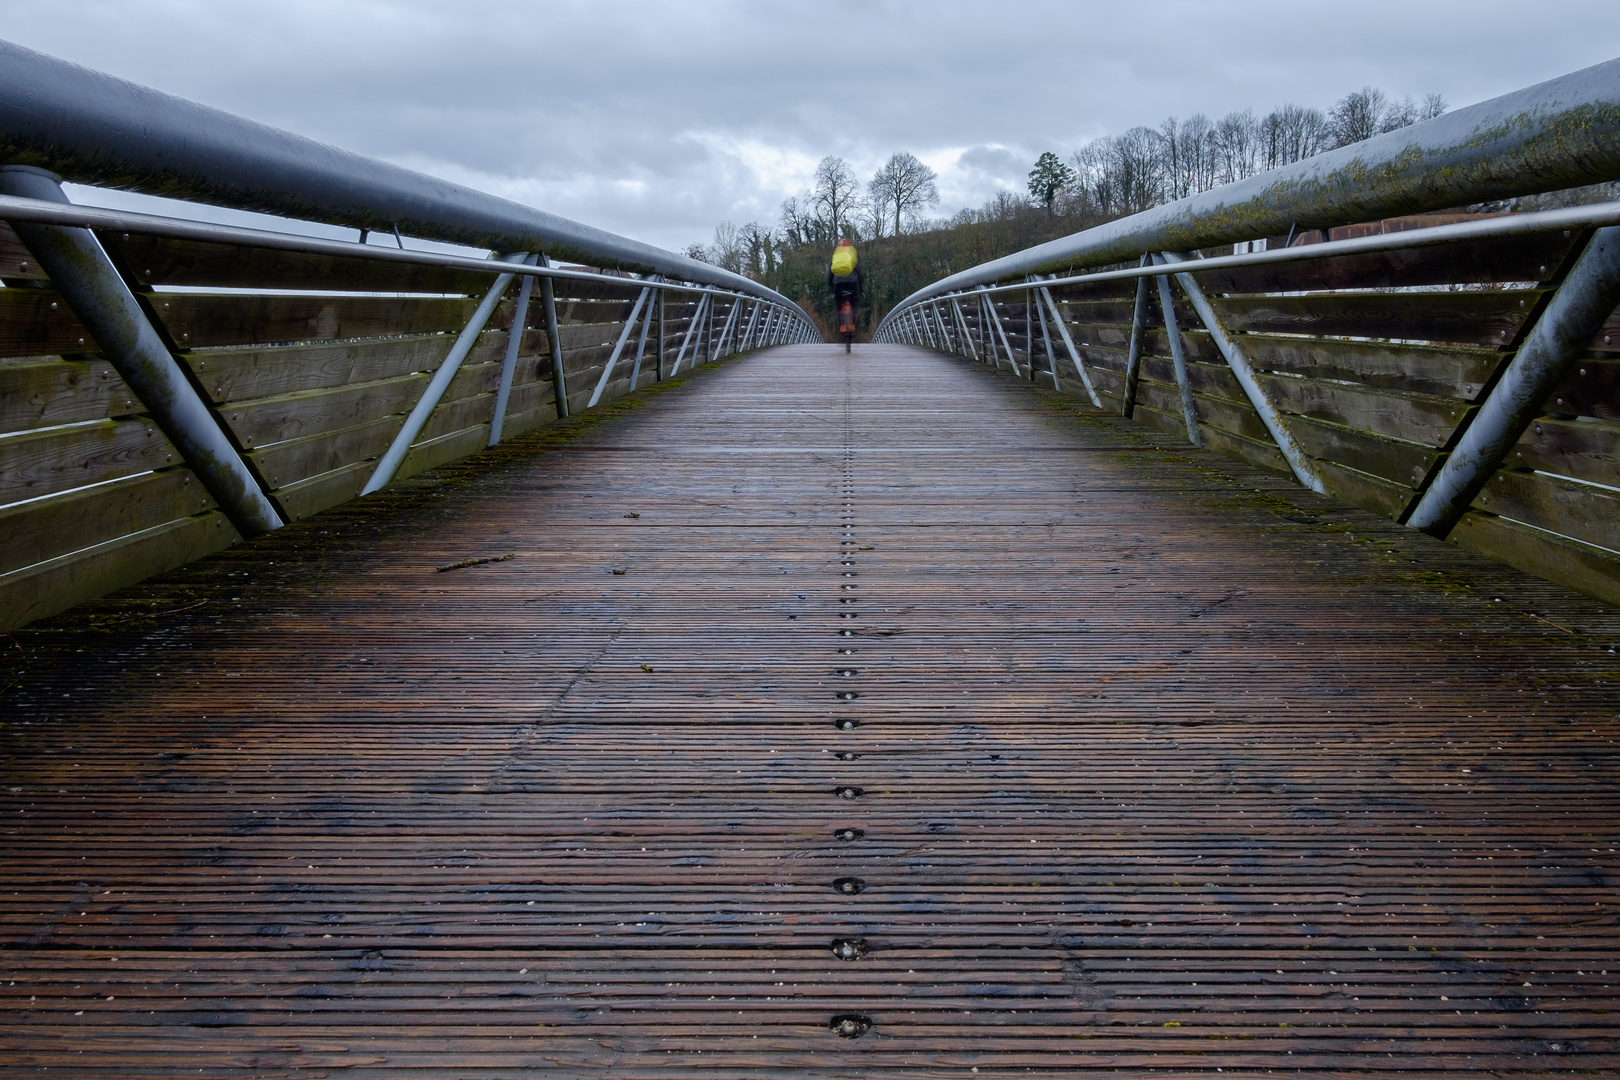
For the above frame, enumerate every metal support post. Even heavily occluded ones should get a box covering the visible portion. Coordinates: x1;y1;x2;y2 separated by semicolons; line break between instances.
1033;284;1060;390
1121;258;1150;417
655;288;666;380
1039;285;1100;406
669;293;708;375
627;283;657;391
702;292;714;362
736;301;759;353
1154;271;1202;446
1024;288;1035;380
714;296;739;358
1162;251;1324;491
0;165;285;535
951;297;980;362
365;253;523;493
538;254;569;419
586;287;651;408
979;295;999;367
490;251;539;445
1406;225;1620;535
983;294;1021;377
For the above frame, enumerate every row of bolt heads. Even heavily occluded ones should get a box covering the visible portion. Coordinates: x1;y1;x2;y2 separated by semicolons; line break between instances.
831;446;872;1038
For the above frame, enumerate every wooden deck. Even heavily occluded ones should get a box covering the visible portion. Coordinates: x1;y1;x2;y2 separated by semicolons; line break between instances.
4;342;1620;1076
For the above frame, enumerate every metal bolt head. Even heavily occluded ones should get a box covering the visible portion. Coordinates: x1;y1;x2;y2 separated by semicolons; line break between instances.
833;876;866;895
831;937;867;960
835;718;859;730
833;828;864;842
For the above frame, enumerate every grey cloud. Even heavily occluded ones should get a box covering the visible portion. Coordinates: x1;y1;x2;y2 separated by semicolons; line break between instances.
4;0;1619;253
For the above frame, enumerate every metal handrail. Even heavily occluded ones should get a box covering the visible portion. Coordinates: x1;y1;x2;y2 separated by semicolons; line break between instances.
0;38;816;329
0;193;777;300
878;54;1620;326
878;199;1620;311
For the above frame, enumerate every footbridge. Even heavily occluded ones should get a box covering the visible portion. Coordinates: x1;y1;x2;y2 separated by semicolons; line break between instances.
5;41;1620;1075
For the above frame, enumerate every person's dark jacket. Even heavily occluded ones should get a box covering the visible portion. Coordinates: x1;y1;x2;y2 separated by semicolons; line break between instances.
828;262;863;298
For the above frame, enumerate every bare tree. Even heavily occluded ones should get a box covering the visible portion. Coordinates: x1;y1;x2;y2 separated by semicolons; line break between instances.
1260;103;1330;169
1212;109;1260;186
708;220;745;273
812;156;860;242
1160;114;1218;199
778;195;813;248
869;151;939;236
737;221;773;279
1420;93;1448;121
863;177;892;239
1328;87;1390;146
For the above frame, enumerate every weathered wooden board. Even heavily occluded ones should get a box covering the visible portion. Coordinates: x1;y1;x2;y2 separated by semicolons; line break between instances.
9;344;1620;1075
1452;508;1620;606
0;356;141;433
1314;459;1416;519
184;330;539;403
1253;372;1472;448
1472;467;1620;554
1507;415;1620;487
0;508;237;630
150;293;478;349
248;414;400;491
0;287;93;357
0;467;213;578
0;418;175;505
1212;289;1543;347
104;233;495;295
1289;416;1439;488
220;372;428;450
1199;231;1575;294
1541;356;1620;420
1238;335;1503;400
395;421;491;482
0;222;49;281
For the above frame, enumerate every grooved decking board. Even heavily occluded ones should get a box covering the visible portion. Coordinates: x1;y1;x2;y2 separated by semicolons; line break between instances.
3;344;1620;1076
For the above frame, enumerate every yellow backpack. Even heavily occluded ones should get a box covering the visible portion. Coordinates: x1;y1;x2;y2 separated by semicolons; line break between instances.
830;244;858;277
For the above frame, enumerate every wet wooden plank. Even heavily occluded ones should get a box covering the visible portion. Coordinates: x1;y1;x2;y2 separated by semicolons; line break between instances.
104;232;495;295
1198;230;1575;294
3;345;1620;1076
1212;289;1543;347
0;467;212;578
0;417;175;505
150;293;477;349
0;357;140;433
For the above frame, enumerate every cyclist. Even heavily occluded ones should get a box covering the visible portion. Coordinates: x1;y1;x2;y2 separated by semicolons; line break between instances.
826;237;863;353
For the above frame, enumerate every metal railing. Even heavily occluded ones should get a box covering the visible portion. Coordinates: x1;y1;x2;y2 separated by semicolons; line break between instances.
878;56;1620;606
0;40;817;629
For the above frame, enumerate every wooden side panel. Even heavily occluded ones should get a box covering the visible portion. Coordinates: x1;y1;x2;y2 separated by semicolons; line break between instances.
0;419;176;505
0;510;239;631
0;468;213;579
0;227;719;629
1211;289;1542;347
104;233;492;295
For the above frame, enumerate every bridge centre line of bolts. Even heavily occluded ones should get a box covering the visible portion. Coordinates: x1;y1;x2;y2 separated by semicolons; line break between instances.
827;363;872;1040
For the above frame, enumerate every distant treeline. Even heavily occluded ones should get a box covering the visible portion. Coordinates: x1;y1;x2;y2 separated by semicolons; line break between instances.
693;86;1449;334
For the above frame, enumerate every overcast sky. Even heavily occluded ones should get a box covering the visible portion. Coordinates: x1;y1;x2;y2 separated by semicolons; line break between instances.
4;0;1619;253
